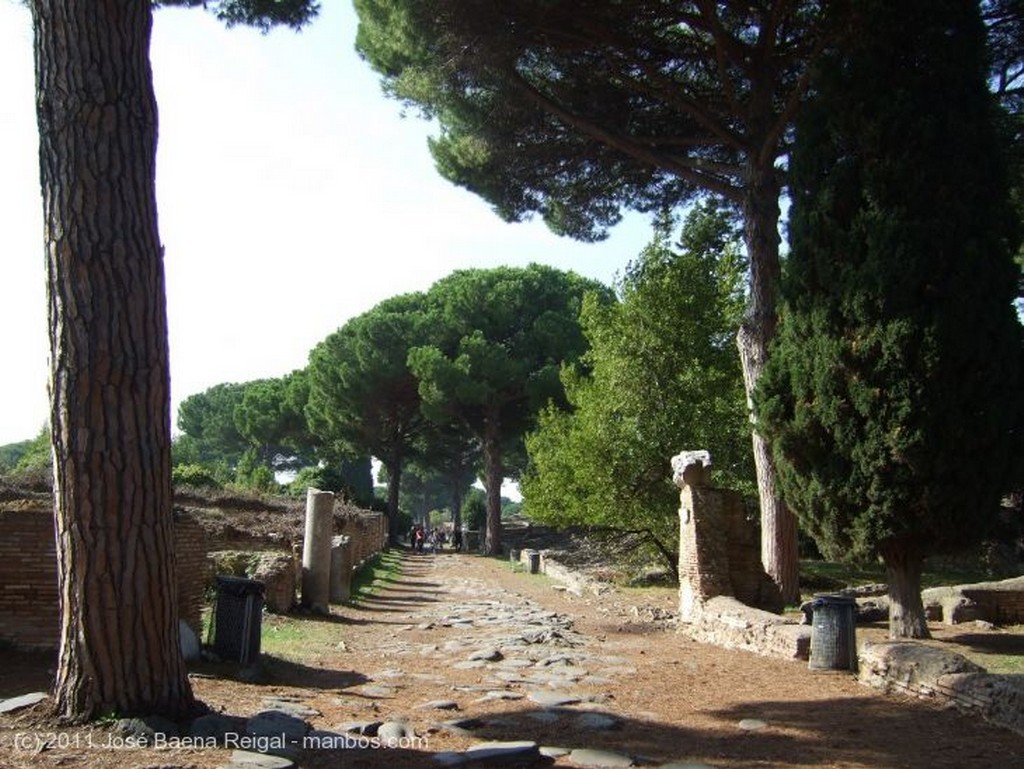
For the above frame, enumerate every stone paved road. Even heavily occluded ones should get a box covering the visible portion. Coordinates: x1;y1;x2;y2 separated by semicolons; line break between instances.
258;549;1023;769
3;548;1022;769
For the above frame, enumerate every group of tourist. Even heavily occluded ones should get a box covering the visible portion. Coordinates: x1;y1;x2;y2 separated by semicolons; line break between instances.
410;524;464;553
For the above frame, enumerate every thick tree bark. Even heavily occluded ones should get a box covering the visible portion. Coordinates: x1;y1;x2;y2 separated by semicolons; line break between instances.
737;159;801;607
482;414;504;555
450;478;464;530
32;0;195;721
881;540;931;639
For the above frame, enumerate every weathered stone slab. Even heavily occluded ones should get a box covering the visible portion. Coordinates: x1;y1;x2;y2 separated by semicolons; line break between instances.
567;747;635;767
418;699;460;711
464;740;541;765
223;750;295;769
377;721;416;742
247;710;309;740
527;690;581;707
468;647;503;662
0;692;48;714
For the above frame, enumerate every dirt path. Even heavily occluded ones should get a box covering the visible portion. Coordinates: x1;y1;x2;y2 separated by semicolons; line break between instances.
2;549;1022;768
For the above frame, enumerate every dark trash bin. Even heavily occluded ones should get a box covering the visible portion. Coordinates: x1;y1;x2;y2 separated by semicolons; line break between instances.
213;575;264;665
809;594;858;671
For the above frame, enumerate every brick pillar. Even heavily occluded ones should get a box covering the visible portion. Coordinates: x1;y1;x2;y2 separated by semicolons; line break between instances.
673;450;733;621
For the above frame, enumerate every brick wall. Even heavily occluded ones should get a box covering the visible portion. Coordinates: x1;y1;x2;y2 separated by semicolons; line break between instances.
0;503;58;649
338;512;387;567
677;483;782;618
173;509;210;635
0;505;208;649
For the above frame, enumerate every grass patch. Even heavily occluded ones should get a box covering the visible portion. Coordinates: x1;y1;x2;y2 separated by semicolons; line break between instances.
349;548;403;603
976;652;1024;675
259;612;343;660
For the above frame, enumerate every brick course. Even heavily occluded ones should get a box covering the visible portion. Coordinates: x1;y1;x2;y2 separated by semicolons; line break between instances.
0;505;208;649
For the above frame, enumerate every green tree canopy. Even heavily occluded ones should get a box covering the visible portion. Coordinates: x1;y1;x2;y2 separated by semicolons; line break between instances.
176;382;250;468
756;0;1024;638
522;201;752;575
410;264;611;554
352;0;844;602
234;370;317;469
306;292;433;529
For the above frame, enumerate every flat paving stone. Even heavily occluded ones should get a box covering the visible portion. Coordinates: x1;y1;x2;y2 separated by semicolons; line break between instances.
527;690;581;707
567;747;635;767
575;712;620;730
541;745;571;757
474;690;525;702
418;699;460;710
222;750;295;769
464;740;541;765
468;647;503;662
377;720;416;742
260;698;320;717
246;710;309;740
0;692;48;714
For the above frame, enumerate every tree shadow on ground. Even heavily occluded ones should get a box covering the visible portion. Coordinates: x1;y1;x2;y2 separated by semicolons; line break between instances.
245;655;370;691
0;648;54;698
425;695;1024;769
943;631;1024;655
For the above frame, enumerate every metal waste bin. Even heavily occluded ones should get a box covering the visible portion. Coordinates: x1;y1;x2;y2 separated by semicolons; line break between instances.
809;594;858;671
213;576;265;665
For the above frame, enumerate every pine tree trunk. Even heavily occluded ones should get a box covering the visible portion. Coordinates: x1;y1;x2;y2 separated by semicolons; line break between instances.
482;415;503;556
32;0;195;721
738;159;801;606
882;540;930;639
385;460;402;538
450;478;464;530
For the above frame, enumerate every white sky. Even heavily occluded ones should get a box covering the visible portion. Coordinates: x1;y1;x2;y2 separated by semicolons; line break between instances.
0;2;652;447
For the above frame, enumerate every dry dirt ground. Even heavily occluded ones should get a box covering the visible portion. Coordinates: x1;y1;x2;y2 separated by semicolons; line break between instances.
1;549;1022;769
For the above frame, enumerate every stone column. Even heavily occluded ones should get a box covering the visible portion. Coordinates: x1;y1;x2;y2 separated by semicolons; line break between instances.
672;450;731;621
302;488;335;613
330;535;353;604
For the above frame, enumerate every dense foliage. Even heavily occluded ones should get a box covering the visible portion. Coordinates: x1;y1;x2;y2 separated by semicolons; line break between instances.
522;201;752;574
306;293;433;525
409;264;612;554
756;0;1024;637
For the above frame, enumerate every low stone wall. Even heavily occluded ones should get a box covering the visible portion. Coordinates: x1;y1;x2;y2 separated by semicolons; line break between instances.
922;576;1024;625
0;505;208;648
680;595;811;661
539;555;612;596
860;641;1024;736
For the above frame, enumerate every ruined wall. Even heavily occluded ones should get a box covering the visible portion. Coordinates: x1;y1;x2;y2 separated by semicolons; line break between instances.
338;511;387;567
0;505;208;649
860;642;1024;737
674;450;782;619
173;509;210;635
0;504;58;649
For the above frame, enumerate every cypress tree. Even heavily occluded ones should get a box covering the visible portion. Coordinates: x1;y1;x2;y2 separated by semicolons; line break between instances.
757;0;1023;638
